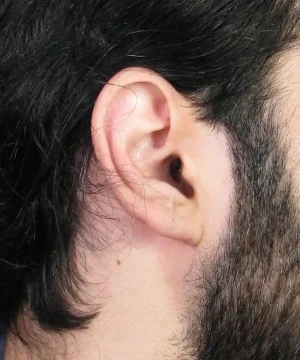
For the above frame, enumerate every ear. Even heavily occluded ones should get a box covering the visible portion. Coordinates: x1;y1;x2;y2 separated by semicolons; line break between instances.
91;68;232;246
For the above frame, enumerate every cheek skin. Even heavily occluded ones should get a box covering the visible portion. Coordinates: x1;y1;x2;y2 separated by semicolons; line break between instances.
198;127;234;249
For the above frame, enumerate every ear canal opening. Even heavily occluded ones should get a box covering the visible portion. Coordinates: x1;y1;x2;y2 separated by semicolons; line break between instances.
169;157;183;183
168;156;195;199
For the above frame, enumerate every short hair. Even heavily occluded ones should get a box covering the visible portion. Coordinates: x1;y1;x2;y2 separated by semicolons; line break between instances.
0;0;299;332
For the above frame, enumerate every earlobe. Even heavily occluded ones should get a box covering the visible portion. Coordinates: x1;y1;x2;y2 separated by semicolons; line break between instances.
91;68;203;246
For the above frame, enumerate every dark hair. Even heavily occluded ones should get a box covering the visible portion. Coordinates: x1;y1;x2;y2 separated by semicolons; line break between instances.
0;0;298;333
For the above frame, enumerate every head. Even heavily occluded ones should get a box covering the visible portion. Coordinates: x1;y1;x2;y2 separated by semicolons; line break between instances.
1;0;300;359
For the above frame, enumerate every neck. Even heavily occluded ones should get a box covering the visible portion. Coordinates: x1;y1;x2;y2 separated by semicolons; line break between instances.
4;225;197;360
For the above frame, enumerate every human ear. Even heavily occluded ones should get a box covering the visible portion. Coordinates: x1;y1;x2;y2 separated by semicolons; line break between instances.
91;68;232;246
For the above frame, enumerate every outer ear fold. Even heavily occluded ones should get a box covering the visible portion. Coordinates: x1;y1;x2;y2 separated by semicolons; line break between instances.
91;68;204;246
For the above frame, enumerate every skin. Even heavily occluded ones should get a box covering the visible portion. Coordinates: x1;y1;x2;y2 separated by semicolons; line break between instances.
4;50;300;360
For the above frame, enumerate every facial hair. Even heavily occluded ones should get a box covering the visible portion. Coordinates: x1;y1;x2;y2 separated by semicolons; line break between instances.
184;99;300;360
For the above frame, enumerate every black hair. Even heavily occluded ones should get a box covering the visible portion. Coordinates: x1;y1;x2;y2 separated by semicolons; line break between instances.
0;0;299;336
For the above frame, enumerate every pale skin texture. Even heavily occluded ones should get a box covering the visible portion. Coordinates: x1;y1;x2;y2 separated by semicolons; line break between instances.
273;51;300;202
4;52;300;359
